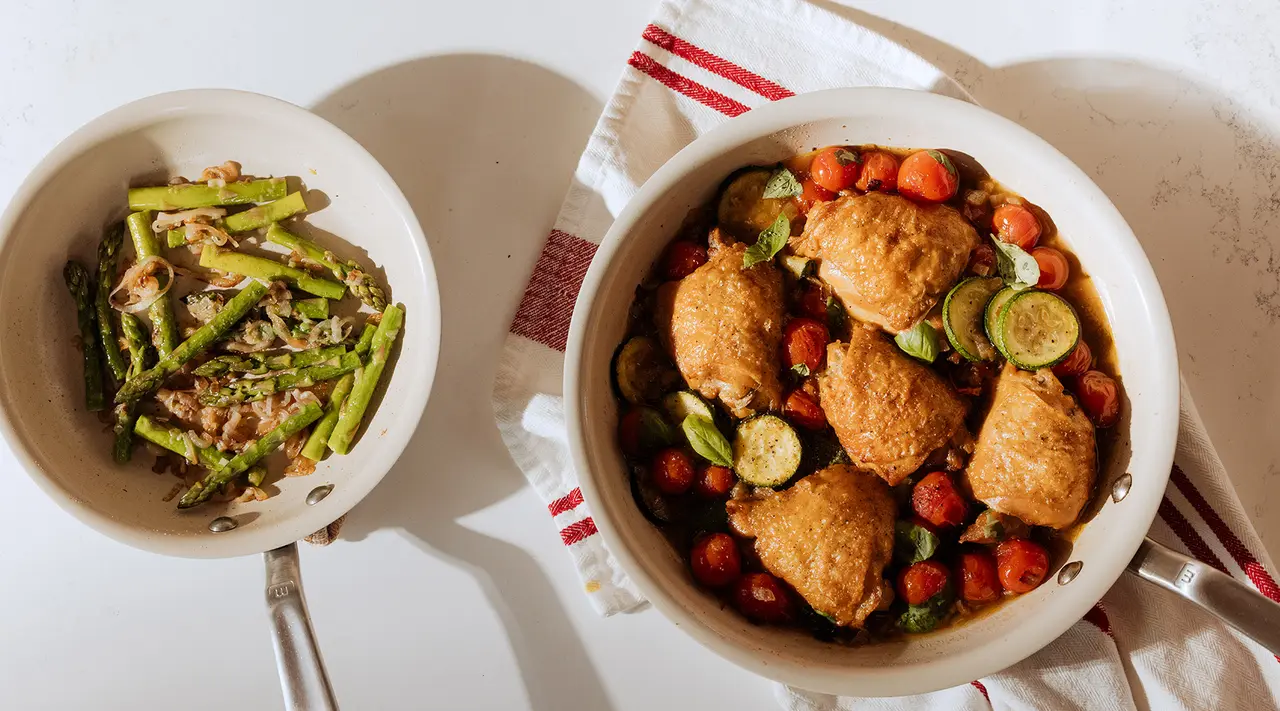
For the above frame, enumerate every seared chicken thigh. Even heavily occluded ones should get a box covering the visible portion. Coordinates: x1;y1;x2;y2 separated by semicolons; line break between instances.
818;325;969;485
655;229;784;418
963;364;1096;529
727;465;895;627
791;192;979;333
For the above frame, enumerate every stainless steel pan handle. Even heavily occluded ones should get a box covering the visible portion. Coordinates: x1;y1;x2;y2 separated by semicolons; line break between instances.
1127;536;1280;656
264;543;340;710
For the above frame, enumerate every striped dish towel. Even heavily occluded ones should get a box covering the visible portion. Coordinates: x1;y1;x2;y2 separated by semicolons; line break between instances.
491;0;1280;707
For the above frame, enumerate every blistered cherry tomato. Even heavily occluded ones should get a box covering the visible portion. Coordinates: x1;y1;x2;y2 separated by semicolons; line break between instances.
897;150;959;203
993;203;1042;251
897;560;951;605
996;539;1049;593
1075;370;1120;427
734;572;793;623
691;533;742;587
651;448;695;495
968;243;996;277
783;389;827;430
797;282;830;322
783;318;829;374
912;471;968;528
957;550;1002;604
618;409;644;457
797;177;836;213
695;465;737;499
1031;247;1069;290
855;151;899;192
1052;340;1093;378
662;241;708;281
811;146;862;192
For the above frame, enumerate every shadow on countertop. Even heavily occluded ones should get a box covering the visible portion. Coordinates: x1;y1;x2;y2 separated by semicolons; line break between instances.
310;54;613;711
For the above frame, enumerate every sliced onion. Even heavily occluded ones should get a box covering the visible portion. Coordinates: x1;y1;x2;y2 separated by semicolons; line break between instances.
184;222;236;248
266;310;292;342
152;207;226;232
109;255;175;313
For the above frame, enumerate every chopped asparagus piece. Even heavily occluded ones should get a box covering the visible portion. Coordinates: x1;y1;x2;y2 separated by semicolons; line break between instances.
197;351;362;407
301;372;355;461
246;464;267;488
133;415;231;470
199;245;345;300
166;229;186;249
193;344;347;377
112;312;149;463
353;321;376;357
266;223;387;311
222;192;308;234
115;281;269;403
178;402;323;509
328;304;404;454
128;179;287;211
95;225;128;384
292;297;329;320
125;211;179;358
63;261;105;411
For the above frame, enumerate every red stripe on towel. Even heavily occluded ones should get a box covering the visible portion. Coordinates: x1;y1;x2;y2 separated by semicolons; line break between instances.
509;229;597;352
1083;602;1113;637
628;51;752;117
970;680;989;700
1158;496;1229;574
641;25;794;101
561;517;599;546
549;487;584;517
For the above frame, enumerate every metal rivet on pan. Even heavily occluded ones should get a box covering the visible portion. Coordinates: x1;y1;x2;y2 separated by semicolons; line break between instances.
1111;473;1133;503
306;484;334;506
208;516;238;533
1058;561;1083;585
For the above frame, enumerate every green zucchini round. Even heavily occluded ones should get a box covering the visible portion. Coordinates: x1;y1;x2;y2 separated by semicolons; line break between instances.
942;276;1004;362
983;286;1017;359
997;290;1081;370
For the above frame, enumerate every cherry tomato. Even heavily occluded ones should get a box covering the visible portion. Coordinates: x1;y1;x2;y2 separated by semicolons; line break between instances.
734;572;793;623
690;533;742;587
897;150;959;203
912;471;968;529
968;243;996;277
662;241;708;281
1075;370;1120;427
783;389;827;430
1031;247;1069;290
957;550;1002;604
1052;340;1093;378
855;151;899;192
797;282;830;322
996;539;1049;593
651;448;695;495
783;317;830;374
993;203;1042;251
695;465;737;499
811;146;862;193
896;560;951;605
797;177;836;213
618;409;644;457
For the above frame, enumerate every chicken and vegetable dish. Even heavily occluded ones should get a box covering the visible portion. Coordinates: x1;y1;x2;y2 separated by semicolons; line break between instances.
62;162;403;509
613;145;1121;640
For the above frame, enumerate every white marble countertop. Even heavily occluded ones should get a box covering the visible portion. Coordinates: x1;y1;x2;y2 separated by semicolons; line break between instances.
1;1;1277;709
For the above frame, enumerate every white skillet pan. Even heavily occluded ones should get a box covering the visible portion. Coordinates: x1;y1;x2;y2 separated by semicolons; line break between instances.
0;90;441;708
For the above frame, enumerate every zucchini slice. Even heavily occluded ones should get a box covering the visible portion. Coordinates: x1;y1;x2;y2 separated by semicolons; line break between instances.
942;277;1004;362
717;168;798;238
662;390;715;425
983;286;1017;358
732;415;802;487
997;290;1080;370
613;336;679;404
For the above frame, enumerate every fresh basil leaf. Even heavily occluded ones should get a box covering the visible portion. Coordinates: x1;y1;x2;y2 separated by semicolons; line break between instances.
926;149;957;179
636;407;675;452
791;363;810;377
894;519;939;565
898;582;955;633
992;236;1040;290
742;213;791;269
762;167;803;199
681;414;733;467
835;148;861;166
894;321;939;363
826;296;846;335
817;610;838;624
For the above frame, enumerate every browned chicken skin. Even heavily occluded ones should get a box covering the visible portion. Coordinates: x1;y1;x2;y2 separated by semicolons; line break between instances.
655;229;784;418
727;465;896;627
963;364;1097;529
791;192;979;333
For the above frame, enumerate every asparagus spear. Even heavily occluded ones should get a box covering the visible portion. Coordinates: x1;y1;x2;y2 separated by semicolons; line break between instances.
246;464;267;488
133;415;231;470
115;280;269;403
301;372;354;461
266;223;387;311
197;351;362;407
125;211;179;358
128;179;287;211
112;312;150;463
199;245;345;300
328;304;404;454
95;225;128;384
193;344;347;377
292;297;329;320
353;320;377;357
64;261;106;411
222;192;308;234
178;402;323;509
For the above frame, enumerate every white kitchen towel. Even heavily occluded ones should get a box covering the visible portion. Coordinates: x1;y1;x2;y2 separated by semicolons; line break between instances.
490;0;1280;707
